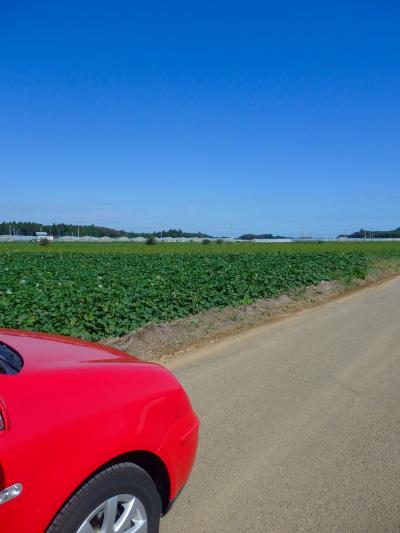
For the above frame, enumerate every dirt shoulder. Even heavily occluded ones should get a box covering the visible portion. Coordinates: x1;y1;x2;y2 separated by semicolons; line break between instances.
103;261;400;362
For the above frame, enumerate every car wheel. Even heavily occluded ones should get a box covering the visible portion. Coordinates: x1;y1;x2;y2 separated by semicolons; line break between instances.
46;462;161;533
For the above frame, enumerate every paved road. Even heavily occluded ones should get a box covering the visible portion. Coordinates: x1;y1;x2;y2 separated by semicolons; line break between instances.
162;277;400;532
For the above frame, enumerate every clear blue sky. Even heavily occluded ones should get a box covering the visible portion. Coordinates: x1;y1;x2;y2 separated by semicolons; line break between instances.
1;1;399;237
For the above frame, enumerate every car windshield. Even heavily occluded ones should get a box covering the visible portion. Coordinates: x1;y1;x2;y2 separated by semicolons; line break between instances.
0;342;23;375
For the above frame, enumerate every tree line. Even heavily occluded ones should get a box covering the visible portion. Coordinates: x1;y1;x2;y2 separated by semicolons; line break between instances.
0;221;211;239
342;228;400;239
238;233;288;240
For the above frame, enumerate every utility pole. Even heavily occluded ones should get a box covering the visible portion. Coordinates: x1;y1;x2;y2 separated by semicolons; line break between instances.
78;226;80;238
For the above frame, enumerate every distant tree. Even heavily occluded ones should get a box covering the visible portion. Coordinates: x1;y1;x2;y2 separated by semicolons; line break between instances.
238;233;288;240
146;236;157;245
0;222;214;239
343;227;400;239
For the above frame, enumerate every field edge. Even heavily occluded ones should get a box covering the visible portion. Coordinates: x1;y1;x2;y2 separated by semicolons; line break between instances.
104;260;400;362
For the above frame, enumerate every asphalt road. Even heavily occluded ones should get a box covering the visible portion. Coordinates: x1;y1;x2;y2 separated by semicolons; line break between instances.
162;277;400;532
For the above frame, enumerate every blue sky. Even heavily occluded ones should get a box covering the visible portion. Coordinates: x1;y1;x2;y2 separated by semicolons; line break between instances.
1;1;399;237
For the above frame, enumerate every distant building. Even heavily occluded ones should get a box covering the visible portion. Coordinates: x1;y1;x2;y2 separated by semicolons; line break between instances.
0;235;34;242
35;232;53;242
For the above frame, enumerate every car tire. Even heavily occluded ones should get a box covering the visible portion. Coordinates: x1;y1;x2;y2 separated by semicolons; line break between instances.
46;462;161;533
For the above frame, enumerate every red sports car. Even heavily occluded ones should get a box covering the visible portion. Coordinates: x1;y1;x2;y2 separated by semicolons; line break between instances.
0;329;199;533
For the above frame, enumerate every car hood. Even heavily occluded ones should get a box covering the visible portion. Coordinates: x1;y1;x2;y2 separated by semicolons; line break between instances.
0;329;141;373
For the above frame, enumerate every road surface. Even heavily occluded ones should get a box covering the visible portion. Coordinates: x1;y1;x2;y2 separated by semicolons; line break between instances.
162;276;400;532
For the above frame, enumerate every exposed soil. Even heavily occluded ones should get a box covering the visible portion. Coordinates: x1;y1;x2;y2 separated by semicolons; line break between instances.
103;260;400;362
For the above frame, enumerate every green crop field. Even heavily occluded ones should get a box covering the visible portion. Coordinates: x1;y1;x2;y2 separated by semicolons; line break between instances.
2;240;400;255
0;241;399;341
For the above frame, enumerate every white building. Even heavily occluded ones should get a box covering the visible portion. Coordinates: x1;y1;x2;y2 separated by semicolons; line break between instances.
35;232;53;241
